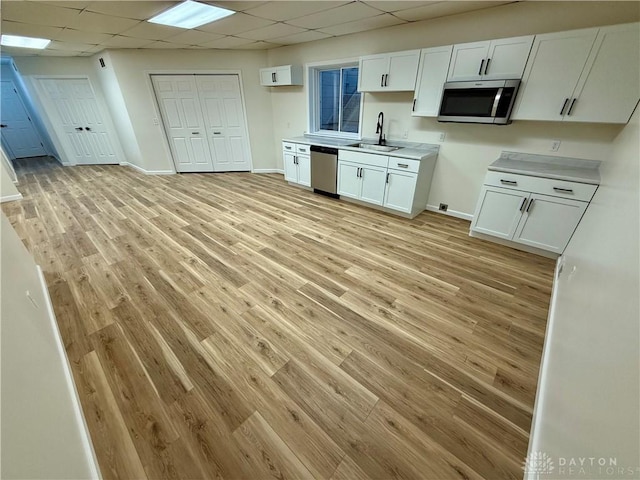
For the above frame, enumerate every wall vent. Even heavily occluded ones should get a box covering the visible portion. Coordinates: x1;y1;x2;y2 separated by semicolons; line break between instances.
99;58;106;68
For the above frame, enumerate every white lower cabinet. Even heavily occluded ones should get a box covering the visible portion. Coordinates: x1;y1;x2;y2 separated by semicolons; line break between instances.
337;161;386;205
383;170;417;214
282;142;310;187
471;175;594;254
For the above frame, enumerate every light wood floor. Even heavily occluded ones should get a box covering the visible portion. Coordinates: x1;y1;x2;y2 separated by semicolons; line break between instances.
3;157;555;480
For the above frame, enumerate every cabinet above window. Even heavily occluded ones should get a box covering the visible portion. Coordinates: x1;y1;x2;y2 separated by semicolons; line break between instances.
259;65;303;86
358;50;420;92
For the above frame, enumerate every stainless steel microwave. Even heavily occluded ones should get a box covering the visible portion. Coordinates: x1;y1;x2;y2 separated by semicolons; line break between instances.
437;79;520;125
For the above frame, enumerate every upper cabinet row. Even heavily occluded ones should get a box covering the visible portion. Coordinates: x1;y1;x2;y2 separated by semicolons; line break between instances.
358;22;639;124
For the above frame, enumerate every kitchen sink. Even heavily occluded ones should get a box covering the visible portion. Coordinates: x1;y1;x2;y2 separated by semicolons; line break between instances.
349;143;402;152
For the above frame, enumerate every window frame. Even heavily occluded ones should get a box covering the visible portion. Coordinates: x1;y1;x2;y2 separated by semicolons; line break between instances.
307;58;363;139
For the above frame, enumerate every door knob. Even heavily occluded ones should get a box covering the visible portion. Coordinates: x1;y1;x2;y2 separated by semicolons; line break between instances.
0;124;7;128
75;127;84;131
85;127;91;131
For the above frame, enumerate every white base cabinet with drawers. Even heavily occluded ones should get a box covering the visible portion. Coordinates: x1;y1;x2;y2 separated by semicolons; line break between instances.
471;171;597;254
282;142;310;187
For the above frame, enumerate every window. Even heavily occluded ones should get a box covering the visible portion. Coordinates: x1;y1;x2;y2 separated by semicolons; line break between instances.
309;62;362;137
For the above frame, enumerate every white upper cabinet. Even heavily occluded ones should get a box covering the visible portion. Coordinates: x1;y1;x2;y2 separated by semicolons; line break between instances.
260;65;303;86
358;50;420;92
447;35;534;81
412;45;453;117
513;23;639;124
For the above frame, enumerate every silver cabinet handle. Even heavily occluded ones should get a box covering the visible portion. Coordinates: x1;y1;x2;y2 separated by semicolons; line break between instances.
484;58;491;75
478;59;485;76
397;163;409;168
519;197;527;212
526;198;534;212
567;98;577;116
553;187;574;193
500;179;517;185
560;98;569;115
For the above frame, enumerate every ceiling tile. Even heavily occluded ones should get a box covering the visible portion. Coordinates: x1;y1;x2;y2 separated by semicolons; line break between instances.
361;1;440;13
143;40;192;49
65;11;141;34
0;20;64;39
32;1;90;9
99;35;156;48
238;22;307;41
318;13;406;36
230;40;281;50
1;2;81;27
394;1;512;22
118;21;184;40
204;1;269;12
84;1;178;20
196;12;275;35
53;28;114;44
198;35;257;49
165;29;225;45
243;1;349;21
270;29;332;45
48;40;98;52
0;46;38;57
39;48;83;56
286;2;382;29
83;44;106;53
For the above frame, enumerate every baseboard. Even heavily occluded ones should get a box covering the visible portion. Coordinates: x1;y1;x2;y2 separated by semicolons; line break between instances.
524;256;563;480
426;204;473;221
37;266;102;480
120;162;174;175
252;168;284;174
1;193;23;203
469;230;559;259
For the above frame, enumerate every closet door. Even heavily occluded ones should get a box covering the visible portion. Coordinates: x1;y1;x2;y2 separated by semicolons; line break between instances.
0;81;47;159
196;75;251;172
151;75;214;173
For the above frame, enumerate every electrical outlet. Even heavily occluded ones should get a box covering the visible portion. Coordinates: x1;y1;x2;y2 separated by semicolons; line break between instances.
402;130;408;139
153;118;159;125
550;140;561;152
439;132;446;142
439;203;448;212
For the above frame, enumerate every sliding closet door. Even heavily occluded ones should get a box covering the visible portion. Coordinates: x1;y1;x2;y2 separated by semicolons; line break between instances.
196;75;251;172
151;75;214;173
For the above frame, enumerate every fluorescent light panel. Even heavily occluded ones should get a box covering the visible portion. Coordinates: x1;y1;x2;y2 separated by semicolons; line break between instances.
1;34;51;49
148;0;235;29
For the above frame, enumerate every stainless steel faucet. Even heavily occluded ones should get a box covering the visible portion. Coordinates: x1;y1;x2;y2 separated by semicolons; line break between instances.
376;112;385;145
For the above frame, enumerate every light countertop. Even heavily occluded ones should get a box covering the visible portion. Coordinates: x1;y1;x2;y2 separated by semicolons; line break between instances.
283;135;439;161
489;151;601;184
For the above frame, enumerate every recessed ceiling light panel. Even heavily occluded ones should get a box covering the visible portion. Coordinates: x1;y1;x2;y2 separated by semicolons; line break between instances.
148;0;235;29
0;34;51;49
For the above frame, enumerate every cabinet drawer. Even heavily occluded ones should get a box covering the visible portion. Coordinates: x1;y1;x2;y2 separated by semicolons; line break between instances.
296;144;310;154
338;149;388;168
283;142;296;153
484;171;597;202
388;157;420;173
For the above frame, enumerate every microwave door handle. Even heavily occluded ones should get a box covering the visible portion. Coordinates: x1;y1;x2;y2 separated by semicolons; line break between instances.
490;87;503;117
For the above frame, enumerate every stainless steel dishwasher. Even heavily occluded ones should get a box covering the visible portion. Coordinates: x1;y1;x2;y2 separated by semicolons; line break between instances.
310;145;339;197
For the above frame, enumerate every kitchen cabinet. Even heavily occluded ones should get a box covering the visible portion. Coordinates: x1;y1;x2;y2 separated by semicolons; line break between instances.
358;50;420;92
383;170;417;213
282;142;310;186
412;45;453;117
260;65;303;86
471;171;596;254
338;150;387;205
513;23;639;124
447;35;534;81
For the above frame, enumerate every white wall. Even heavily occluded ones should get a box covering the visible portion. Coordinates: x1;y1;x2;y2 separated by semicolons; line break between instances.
1;146;21;202
93;48;276;173
527;110;639;476
267;1;638;216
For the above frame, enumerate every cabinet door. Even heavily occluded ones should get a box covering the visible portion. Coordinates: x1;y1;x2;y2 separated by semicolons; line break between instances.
297;154;311;187
412;46;453;117
514;194;587;253
511;28;598;121
386;50;420;91
447;41;490;81
359;165;387;205
358;55;389;92
483;35;534;80
568;23;640;124
383;170;417;213
274;66;292;85
260;68;276;86
471;186;528;240
337;161;361;199
283;151;298;183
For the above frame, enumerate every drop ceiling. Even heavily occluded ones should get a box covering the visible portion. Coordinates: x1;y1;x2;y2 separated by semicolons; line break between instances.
0;0;514;57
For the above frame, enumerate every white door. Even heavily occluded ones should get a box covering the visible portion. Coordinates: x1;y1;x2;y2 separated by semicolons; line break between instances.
386;50;420;91
513;194;587;253
447;41;490;81
0;81;47;158
283;151;297;183
413;46;453;117
196;75;251;172
358;55;389;92
511;28;598;122
296;154;311;187
152;75;213;173
568;23;640;124
36;78;118;165
337;162;361;199
483;35;534;80
471;186;528;240
359;165;387;205
383;171;417;213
